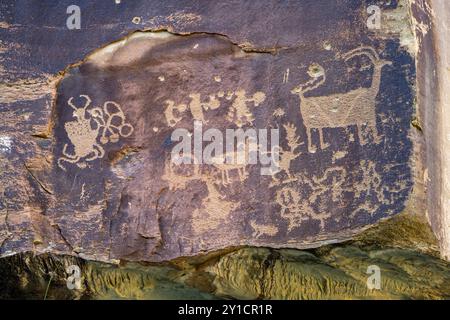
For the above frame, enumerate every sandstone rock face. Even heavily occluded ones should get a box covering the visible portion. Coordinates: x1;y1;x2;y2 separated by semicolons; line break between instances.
0;0;432;263
1;214;449;300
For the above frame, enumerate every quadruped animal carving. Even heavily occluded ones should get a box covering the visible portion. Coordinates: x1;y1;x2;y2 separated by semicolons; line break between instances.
210;138;256;186
271;123;302;183
291;46;391;153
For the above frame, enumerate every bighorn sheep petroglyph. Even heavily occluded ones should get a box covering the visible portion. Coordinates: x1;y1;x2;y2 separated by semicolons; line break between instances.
291;46;391;153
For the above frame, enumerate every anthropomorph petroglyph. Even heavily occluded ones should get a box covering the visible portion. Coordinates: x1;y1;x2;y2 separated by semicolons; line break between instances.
57;95;134;171
164;89;266;127
291;46;391;153
226;90;266;127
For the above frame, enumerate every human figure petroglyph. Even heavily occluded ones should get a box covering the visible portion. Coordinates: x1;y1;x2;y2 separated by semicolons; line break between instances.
57;95;134;171
162;153;239;234
210;138;257;186
164;89;266;127
308;167;347;203
164;100;187;127
188;93;221;123
291;46;391;153
351;160;405;216
274;166;347;232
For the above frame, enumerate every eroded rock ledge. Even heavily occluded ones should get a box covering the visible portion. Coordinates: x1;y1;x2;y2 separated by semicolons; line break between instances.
0;214;448;300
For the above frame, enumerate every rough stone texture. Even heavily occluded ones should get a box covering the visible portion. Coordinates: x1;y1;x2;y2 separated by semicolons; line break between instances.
0;0;434;263
0;214;449;300
434;0;450;261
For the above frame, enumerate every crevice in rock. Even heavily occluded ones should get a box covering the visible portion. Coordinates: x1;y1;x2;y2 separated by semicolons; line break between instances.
23;162;53;195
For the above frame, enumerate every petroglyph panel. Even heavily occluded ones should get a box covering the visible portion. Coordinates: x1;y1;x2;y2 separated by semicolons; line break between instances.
48;28;414;261
0;0;416;262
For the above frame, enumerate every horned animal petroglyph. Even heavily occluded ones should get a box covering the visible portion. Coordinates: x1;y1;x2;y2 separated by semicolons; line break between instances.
271;123;302;183
58;95;104;170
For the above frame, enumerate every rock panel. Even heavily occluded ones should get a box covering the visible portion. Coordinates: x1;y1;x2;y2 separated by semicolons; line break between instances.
0;0;419;262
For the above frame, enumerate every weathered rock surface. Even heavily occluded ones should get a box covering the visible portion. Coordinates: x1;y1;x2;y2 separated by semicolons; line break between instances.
1;0;426;263
413;0;450;261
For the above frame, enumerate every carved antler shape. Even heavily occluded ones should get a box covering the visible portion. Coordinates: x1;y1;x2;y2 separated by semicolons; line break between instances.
67;94;92;111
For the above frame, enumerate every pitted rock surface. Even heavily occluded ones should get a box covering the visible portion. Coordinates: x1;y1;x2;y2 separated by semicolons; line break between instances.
0;0;417;262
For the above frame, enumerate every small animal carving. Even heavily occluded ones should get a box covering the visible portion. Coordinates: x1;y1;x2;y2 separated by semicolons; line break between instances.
226;90;266;127
250;220;278;239
291;46;391;152
58;95;134;171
